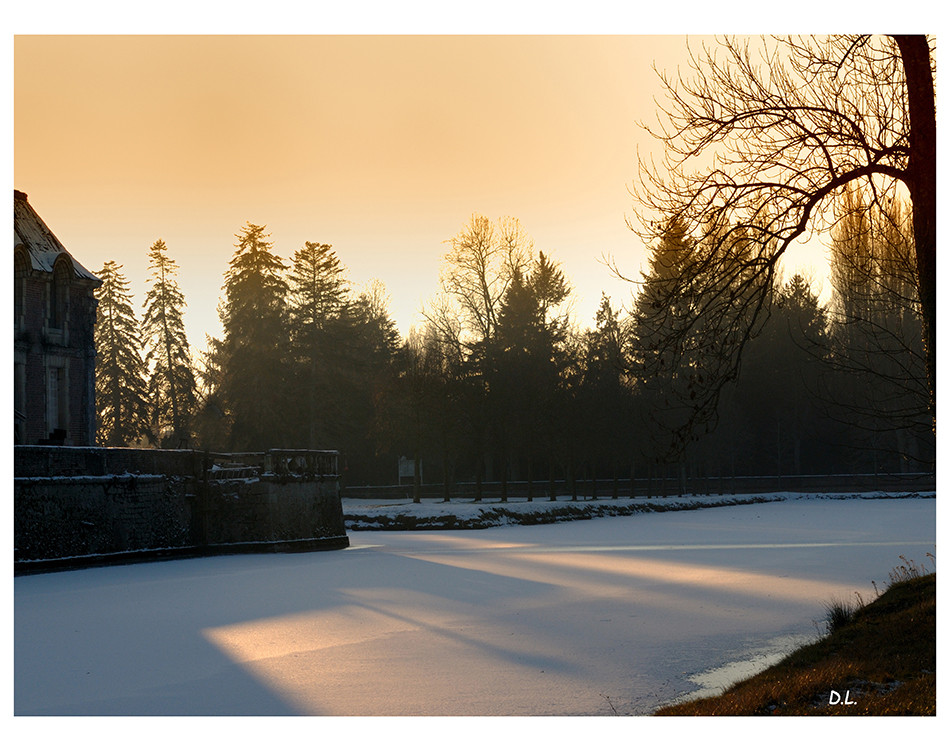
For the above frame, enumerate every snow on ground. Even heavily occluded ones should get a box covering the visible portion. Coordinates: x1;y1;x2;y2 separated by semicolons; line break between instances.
14;493;936;718
343;490;777;515
343;491;770;528
340;490;918;528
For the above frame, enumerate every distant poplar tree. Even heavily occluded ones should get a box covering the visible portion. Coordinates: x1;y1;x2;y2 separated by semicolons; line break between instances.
94;260;151;446
826;190;933;470
142;240;197;446
217;222;290;450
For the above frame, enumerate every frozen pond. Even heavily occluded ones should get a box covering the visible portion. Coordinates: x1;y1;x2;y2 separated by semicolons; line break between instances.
14;494;935;715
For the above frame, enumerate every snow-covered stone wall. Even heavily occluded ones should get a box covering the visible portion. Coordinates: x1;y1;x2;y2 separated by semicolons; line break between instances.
14;447;348;572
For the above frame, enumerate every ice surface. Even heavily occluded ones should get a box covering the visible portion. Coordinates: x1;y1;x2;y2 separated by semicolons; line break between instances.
14;493;936;718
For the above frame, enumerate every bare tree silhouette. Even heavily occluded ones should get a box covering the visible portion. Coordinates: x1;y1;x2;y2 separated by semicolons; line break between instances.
617;35;935;448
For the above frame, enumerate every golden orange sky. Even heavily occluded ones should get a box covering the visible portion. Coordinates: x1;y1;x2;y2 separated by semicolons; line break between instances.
14;34;832;347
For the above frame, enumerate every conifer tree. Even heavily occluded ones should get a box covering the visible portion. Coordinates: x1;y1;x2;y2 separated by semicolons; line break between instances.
395;325;447;502
492;252;571;500
720;274;832;477
287;241;350;448
94;260;151;446
288;241;349;325
580;295;635;497
142;240;197;446
192;335;229;450
630;217;761;461
629;218;699;460
311;279;401;484
217;222;290;450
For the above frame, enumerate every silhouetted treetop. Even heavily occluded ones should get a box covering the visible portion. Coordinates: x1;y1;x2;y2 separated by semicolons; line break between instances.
625;34;935;432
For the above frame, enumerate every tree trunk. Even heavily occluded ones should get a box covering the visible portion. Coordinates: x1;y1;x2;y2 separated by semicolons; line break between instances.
442;447;451;503
500;453;508;503
894;35;937;423
474;452;483;502
413;452;421;504
569;456;577;501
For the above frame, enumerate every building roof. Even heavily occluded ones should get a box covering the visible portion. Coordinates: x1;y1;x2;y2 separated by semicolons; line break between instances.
14;190;100;283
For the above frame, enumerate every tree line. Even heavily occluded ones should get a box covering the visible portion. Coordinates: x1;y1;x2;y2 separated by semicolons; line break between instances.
94;191;933;493
94;224;399;484
95;35;935;494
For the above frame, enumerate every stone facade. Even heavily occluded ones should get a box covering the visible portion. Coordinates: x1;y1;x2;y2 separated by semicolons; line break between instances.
14;190;101;446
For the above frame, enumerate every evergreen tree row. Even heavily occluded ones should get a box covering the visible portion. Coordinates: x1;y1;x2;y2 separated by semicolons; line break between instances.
93;201;933;490
94;225;400;484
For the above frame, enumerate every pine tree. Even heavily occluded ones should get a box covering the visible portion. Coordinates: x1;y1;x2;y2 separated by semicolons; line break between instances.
580;295;636;497
630;217;762;462
142;240;197;447
719;274;833;477
287;241;350;448
395;325;447;502
340;280;401;483
492;252;572;500
629;218;698;461
192;335;229;450
94;261;151;446
288;241;349;325
490;267;536;501
217;222;290;450
529;251;569;330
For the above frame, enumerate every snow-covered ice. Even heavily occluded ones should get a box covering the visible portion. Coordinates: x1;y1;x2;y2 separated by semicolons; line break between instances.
14;493;935;716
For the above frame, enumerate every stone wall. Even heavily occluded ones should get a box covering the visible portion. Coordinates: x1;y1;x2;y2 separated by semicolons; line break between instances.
15;474;194;562
15;445;204;478
14;446;348;572
196;475;345;550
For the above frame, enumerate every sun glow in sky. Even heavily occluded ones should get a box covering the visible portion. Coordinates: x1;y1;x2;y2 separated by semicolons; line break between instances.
14;33;833;349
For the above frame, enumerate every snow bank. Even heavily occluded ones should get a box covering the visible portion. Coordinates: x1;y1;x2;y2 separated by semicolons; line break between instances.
342;491;932;530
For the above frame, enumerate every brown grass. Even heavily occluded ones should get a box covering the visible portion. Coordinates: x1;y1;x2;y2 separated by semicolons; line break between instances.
655;571;935;716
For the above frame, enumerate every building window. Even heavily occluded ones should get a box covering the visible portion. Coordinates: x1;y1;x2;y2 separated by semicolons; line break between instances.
49;260;70;330
47;365;68;440
14;359;25;444
14;249;29;331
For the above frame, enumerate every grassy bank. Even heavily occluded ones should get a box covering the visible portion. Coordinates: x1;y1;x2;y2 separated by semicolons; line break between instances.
656;566;936;715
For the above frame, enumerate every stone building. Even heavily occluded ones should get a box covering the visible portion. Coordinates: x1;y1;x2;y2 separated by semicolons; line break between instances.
14;190;101;445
